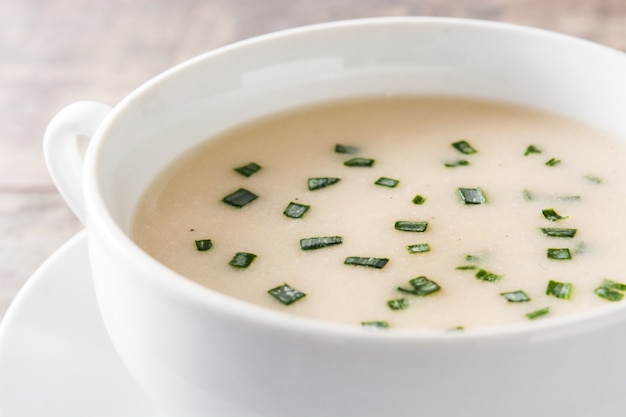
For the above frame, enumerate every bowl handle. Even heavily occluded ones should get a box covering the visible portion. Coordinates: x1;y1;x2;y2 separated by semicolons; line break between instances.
43;101;112;224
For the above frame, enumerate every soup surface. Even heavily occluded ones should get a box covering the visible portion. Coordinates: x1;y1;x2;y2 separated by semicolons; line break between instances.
132;96;626;330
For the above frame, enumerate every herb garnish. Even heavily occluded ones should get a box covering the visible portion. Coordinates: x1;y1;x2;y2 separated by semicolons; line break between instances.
500;290;531;302
452;140;477;155
412;194;426;205
300;236;343;250
600;279;626;291
542;208;568;221
406;243;431;254
387;298;410;311
397;276;441;296
475;269;503;282
375;177;399;188
234;162;261;177
361;321;390;329
524;145;542;156
195;239;213;251
229;252;257;268
546;280;573;299
458;187;486;204
308;177;340;191
547;248;572;260
444;160;470;168
585;175;603;184
526;307;550;320
540;228;577;238
594;279;626;302
344;157;375;167
344;257;389;269
545;158;561;167
394;221;428;232
222;188;258;208
268;283;306;305
523;189;534;201
283;202;310;219
335;144;359;154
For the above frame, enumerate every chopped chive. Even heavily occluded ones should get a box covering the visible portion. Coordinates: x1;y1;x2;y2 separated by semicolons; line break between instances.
344;157;375;167
465;254;481;262
234;162;261;177
540;228;577;238
594;286;624;302
452;140;477;155
195;239;213;251
268;283;306;305
601;279;626;292
500;290;531;302
283;202;310;219
308;177;340;191
545;158;561;167
397;276;441;296
524;145;542;156
300;236;343;250
222;188;258;208
335;144;359;154
523;189;534;201
542;208;568;221
344;257;389;269
229;252;257;268
387;298;410;311
447;326;465;332
547;248;572;260
394;221;428;232
406;243;431;254
375;177;399;188
444;159;470;168
412;194;426;205
458;187;486;204
361;321;389;329
456;265;478;270
475;269;503;282
546;280;573;299
526;307;550;320
585;175;603;184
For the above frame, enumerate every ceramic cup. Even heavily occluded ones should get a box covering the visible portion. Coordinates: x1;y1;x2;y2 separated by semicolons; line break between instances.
44;17;626;417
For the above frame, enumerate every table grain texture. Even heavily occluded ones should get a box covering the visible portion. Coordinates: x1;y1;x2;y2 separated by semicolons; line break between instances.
2;0;626;321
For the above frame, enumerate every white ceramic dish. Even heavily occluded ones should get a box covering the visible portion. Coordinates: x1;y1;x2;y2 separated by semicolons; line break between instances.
0;231;168;417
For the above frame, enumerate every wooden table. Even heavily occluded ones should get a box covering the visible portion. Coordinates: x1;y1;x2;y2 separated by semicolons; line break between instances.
2;0;626;320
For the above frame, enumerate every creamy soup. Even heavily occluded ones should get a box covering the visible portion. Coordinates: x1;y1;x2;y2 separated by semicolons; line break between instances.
132;96;626;330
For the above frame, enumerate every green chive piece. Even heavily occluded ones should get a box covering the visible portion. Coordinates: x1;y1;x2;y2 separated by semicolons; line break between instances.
452;140;477;155
344;157;375;167
546;280;573;299
465;254;480;262
397;276;441;296
375;177;399;188
475;269;503;282
594;286;624;302
524;145;542;156
387;298;410;311
394;221;428;232
229;252;257;268
526;307;550;320
456;265;478;271
234;162;261;177
545;158;561;167
283;202;310;219
541;228;577;238
542;208;568;221
448;326;465;332
195;239;213;251
222;188;258;208
547;248;572;260
412;194;426;205
444;160;470;168
601;279;626;292
299;236;343;250
308;177;340;191
335;144;359;154
268;283;306;305
406;243;431;254
458;187;486;204
344;257;389;269
361;321;389;329
585;175;603;184
500;290;531;302
523;189;534;201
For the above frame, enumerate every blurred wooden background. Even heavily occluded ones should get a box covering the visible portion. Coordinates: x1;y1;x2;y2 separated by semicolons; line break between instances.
2;0;626;320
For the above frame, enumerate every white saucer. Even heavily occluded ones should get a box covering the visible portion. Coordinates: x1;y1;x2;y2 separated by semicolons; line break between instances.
0;231;169;417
